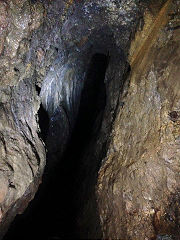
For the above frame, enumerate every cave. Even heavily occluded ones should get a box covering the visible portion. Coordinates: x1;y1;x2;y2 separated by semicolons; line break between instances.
3;53;109;240
0;0;180;240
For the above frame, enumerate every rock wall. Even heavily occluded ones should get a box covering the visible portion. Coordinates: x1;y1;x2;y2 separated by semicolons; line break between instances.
0;0;179;239
0;1;46;237
97;1;180;239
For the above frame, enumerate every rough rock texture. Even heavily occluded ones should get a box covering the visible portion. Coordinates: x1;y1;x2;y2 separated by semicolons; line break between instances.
97;1;180;239
0;0;46;238
0;0;179;239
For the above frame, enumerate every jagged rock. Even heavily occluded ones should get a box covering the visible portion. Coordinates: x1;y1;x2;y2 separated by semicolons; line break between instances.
96;1;180;239
0;0;179;239
0;0;45;238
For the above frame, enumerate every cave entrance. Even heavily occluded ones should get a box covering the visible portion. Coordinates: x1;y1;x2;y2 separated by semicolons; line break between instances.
4;53;109;240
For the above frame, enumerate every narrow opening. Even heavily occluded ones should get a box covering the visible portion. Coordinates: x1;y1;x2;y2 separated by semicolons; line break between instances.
72;53;109;149
4;53;109;240
35;84;41;95
14;67;19;72
38;103;49;142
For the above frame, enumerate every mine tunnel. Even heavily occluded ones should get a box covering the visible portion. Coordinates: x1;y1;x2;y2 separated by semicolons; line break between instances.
3;53;109;240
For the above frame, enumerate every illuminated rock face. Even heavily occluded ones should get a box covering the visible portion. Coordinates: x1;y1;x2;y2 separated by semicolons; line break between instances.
0;0;180;239
97;15;180;240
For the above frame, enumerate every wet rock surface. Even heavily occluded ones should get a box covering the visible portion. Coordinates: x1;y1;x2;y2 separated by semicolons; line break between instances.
0;0;179;239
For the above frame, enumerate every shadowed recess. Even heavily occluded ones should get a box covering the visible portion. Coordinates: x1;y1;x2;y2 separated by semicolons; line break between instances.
3;53;109;240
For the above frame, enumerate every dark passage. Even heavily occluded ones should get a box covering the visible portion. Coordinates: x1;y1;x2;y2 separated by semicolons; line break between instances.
38;103;50;142
4;53;109;239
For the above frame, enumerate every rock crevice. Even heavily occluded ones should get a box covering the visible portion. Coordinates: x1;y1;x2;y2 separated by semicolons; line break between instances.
0;0;179;240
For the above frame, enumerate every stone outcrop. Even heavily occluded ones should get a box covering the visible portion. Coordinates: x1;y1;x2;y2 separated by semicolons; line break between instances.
0;0;179;239
97;1;180;239
0;0;46;237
